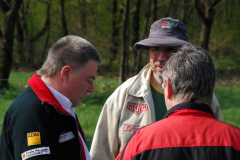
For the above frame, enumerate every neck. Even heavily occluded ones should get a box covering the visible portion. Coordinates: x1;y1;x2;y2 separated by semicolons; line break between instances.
151;72;163;90
41;75;60;92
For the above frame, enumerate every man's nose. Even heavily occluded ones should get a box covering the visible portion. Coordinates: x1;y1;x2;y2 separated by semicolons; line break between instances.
88;84;95;94
157;52;168;60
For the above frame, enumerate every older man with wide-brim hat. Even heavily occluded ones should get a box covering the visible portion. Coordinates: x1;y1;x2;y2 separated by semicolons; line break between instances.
90;17;222;160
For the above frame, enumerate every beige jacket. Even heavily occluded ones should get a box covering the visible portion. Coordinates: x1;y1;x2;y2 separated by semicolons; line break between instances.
90;63;222;160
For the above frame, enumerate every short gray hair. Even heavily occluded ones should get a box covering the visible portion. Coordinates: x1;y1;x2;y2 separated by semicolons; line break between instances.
37;35;102;77
162;44;216;104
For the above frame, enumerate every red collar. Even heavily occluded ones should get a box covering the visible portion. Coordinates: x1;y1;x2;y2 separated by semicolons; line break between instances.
28;74;69;115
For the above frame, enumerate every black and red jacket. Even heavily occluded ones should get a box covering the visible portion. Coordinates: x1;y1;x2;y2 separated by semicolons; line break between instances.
117;102;240;160
0;74;86;160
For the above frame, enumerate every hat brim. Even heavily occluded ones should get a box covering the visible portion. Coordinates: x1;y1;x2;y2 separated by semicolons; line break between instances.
134;37;189;51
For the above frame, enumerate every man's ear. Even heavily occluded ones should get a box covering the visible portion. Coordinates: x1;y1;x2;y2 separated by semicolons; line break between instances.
61;66;72;82
165;77;173;99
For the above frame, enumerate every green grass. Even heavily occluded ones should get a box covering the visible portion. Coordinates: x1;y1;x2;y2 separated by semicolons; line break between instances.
75;105;103;147
214;85;240;127
0;72;240;150
0;99;13;132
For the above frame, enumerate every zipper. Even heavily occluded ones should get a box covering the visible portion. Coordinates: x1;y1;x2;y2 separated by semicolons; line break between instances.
44;102;83;160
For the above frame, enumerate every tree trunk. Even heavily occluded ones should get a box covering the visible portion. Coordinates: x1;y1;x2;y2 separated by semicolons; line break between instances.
60;0;68;36
77;0;87;33
200;21;212;50
120;0;130;83
108;0;120;69
15;14;25;70
165;0;174;17
38;1;51;67
0;0;23;89
153;0;158;21
181;0;195;25
131;0;141;73
136;0;151;73
27;1;51;68
194;0;221;50
18;0;30;67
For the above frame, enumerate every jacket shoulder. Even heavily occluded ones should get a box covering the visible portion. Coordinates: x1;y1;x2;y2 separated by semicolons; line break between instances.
7;86;41;113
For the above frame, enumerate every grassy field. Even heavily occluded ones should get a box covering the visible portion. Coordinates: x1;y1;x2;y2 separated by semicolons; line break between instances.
0;72;240;149
214;85;240;127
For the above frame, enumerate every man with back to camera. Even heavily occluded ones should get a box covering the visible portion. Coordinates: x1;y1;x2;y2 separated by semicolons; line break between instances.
116;44;240;160
0;35;102;160
90;17;222;160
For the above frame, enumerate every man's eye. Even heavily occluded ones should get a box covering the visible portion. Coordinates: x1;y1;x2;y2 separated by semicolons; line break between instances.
151;48;159;52
167;48;177;53
88;79;94;84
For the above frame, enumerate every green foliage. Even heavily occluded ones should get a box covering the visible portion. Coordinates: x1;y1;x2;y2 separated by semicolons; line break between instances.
1;0;239;75
209;0;240;71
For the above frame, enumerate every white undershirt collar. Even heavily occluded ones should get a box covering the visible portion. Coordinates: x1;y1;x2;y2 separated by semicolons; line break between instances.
44;83;75;118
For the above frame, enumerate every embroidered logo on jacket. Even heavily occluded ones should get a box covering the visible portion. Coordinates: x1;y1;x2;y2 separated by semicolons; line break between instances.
27;132;41;146
127;102;148;114
59;131;75;143
123;124;143;132
21;147;50;160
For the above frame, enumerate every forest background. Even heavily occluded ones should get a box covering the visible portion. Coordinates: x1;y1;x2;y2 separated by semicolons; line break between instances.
0;0;240;88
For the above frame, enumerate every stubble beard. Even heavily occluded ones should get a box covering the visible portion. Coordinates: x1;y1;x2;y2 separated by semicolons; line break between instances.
153;61;166;79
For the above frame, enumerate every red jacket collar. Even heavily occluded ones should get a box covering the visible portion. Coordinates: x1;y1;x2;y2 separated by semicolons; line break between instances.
164;102;215;119
28;74;69;115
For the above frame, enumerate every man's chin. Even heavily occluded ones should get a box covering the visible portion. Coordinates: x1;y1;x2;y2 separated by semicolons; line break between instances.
153;71;162;78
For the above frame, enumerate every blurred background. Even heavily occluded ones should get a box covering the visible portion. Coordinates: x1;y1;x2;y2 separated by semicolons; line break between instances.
0;0;240;86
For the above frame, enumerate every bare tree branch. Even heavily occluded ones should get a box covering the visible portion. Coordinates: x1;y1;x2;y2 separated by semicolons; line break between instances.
194;0;221;50
30;0;51;42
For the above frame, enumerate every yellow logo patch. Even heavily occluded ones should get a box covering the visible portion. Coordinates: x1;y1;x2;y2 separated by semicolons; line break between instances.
27;132;41;146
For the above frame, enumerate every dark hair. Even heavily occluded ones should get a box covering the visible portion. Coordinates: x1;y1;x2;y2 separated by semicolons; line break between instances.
37;35;102;77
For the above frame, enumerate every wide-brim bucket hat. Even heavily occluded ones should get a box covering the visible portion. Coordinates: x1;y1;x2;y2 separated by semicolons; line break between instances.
134;17;189;51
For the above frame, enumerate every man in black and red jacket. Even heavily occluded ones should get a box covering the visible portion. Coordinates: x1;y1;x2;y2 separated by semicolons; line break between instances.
116;44;240;160
0;35;102;160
